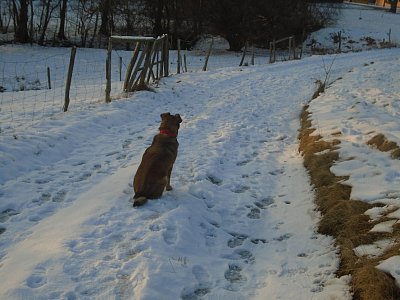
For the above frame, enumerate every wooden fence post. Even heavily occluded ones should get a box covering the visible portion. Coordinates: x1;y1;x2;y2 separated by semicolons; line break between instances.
138;40;154;88
269;42;273;63
177;39;181;74
251;45;255;65
124;42;140;91
63;46;76;112
156;49;160;79
105;37;112;103
147;38;162;83
127;41;149;91
163;35;169;77
203;38;213;71
47;67;51;89
293;39;297;59
239;42;248;66
269;41;276;64
119;56;122;81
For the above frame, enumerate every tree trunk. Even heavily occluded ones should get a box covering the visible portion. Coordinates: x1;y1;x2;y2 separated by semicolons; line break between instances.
99;0;113;36
154;0;164;36
2;2;12;33
226;34;245;52
389;0;398;13
57;0;68;40
38;0;52;45
14;0;29;43
29;0;34;43
0;2;3;30
89;11;99;48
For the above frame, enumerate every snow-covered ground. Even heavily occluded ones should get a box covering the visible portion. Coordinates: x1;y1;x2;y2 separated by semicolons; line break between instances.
0;3;399;299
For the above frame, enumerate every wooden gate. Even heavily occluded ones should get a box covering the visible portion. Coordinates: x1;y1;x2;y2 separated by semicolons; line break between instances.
105;35;169;102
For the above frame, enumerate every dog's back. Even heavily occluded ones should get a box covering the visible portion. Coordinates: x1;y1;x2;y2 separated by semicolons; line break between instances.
133;113;182;206
134;135;178;199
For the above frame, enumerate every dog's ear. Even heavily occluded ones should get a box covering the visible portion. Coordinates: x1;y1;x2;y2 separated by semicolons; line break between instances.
160;112;171;119
175;114;182;123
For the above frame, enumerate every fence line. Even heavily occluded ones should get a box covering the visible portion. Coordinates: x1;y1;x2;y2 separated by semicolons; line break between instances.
2;33;393;135
0;47;128;134
0;51;69;133
0;37;170;134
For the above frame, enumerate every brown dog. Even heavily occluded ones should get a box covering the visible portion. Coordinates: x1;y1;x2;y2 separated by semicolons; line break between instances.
133;112;182;207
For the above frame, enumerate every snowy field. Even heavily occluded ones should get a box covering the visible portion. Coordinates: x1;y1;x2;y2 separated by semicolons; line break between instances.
0;3;399;300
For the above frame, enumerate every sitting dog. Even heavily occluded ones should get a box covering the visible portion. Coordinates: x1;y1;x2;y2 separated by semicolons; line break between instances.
133;112;182;207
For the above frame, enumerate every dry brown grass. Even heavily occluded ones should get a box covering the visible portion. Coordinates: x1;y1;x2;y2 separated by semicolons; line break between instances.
367;133;400;159
298;105;400;299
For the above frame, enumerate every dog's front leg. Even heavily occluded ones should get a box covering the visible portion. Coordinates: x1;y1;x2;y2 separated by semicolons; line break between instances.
166;167;173;191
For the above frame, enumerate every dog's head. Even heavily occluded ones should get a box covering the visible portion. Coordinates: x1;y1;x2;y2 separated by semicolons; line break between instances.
159;112;182;136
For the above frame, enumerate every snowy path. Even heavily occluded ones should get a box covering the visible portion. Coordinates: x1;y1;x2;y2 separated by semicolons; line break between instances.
0;54;378;299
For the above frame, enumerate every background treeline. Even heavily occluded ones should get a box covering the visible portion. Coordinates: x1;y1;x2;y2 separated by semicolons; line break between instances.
0;0;341;50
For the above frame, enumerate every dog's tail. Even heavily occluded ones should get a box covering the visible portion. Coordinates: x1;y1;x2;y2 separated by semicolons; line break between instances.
133;195;148;207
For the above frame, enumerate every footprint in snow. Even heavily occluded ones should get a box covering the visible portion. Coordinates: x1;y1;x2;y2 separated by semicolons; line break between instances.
247;207;261;219
0;208;20;222
181;265;212;300
181;286;211;300
122;139;132;149
231;184;250;194
236;159;251;166
26;266;47;289
149;222;161;232
254;197;274;209
227;233;248;248
206;174;223;186
200;222;217;247
251;238;267;245
163;224;178;245
116;153;127;160
71;160;86;166
34;177;52;184
76;172;92;182
269;169;284;176
29;215;42;222
236;249;255;264
273;233;293;242
224;264;247;291
92;163;101;170
52;190;67;202
32;195;47;205
223;249;255;264
106;151;120;157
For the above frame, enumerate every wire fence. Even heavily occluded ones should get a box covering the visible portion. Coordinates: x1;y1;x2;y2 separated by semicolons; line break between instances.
4;31;390;135
0;52;68;133
0;47;129;134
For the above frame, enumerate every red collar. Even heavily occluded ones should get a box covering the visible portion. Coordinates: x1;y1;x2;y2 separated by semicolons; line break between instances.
160;129;177;138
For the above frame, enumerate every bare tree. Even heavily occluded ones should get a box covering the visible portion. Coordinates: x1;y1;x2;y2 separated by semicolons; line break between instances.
99;0;114;36
0;0;13;33
38;0;61;45
12;0;29;42
57;0;68;40
204;0;340;51
141;0;205;49
205;0;249;51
